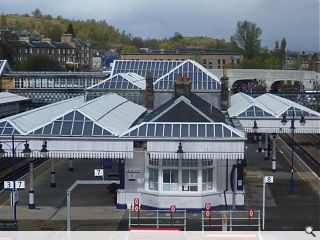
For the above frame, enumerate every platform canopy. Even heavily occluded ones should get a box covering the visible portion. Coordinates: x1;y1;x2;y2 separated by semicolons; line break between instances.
228;93;320;133
0;93;147;159
109;59;221;92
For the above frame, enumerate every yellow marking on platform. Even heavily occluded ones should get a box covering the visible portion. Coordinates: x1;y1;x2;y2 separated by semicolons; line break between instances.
281;152;307;182
0;198;9;208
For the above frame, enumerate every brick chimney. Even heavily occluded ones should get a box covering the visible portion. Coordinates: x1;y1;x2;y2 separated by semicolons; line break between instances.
61;33;73;44
220;67;230;112
144;72;154;110
174;73;191;99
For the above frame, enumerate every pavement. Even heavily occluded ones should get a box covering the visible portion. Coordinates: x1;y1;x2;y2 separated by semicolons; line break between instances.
244;136;320;231
0;136;319;231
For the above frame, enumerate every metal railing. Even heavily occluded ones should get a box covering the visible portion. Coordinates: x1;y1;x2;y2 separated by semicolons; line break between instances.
201;210;261;231
129;209;187;231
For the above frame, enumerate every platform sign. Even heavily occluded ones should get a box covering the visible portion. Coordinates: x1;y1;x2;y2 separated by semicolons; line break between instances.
94;169;104;177
4;181;25;190
248;208;255;218
205;203;211;210
4;181;14;190
170;205;176;213
205;210;211;218
264;176;273;184
134;198;139;206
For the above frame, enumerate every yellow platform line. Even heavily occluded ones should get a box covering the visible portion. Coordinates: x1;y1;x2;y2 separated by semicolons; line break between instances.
0;158;64;209
280;152;307;182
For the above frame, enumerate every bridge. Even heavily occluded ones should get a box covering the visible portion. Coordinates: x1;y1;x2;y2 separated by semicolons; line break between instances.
210;69;319;91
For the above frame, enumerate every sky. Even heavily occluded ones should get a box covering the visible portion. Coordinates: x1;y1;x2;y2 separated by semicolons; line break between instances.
1;0;319;51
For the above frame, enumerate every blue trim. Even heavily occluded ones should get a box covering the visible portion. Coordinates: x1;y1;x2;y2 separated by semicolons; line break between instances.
272;169;277;173
50;183;56;188
28;203;35;209
51;171;56;174
117;203;127;209
69;168;74;172
29;190;34;193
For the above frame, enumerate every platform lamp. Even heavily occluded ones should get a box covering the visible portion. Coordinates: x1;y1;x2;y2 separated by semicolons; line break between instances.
176;142;184;191
252;119;258;140
0;137;32;220
281;113;306;194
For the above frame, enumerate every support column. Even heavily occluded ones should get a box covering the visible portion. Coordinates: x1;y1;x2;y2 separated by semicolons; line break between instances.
272;134;277;172
264;133;269;160
253;134;257;142
29;159;35;209
51;158;56;188
258;134;262;152
69;158;74;172
118;159;125;189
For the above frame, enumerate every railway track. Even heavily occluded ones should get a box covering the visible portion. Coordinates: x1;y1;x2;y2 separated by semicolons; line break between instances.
279;133;320;177
0;158;47;190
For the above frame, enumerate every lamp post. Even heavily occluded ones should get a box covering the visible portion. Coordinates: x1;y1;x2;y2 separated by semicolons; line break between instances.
281;114;306;194
0;135;32;220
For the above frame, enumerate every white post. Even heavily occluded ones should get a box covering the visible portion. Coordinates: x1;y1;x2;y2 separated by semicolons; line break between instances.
51;158;56;188
262;178;266;230
258;135;262;152
272;135;277;172
264;133;268;160
29;159;35;209
69;158;74;172
67;191;71;231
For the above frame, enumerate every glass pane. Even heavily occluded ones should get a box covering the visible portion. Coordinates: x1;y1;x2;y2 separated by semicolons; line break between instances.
0;122;6;127
155;124;163;137
74;111;84;121
164;124;172;137
215;124;222;137
171;170;178;183
181;124;188;137
93;125;103;135
3;128;14;135
138;124;147;136
224;127;231;137
43;123;53;135
207;124;214;137
190;124;197;137
34;128;43;135
208;168;213;182
61;122;72;135
129;128;138;136
52;121;62;135
72;121;84;135
147;124;155;136
83;121;93;135
172;124;180;137
198;124;205;137
190;170;197;183
163;170;170;183
182;170;189;183
63;111;74;121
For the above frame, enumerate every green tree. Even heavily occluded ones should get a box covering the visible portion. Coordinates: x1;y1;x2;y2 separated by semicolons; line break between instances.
66;23;75;37
280;37;286;68
233;20;262;59
122;44;138;54
32;8;42;18
1;14;7;25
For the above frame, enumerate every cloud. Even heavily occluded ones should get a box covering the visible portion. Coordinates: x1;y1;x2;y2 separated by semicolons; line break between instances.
1;0;319;51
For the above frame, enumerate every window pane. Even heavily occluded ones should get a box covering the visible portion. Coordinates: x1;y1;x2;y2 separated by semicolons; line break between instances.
138;124;147;136
164;124;172;137
52;121;62;135
83;121;93;135
93;125;103;135
43;123;53;135
147;124;155;136
171;170;178;183
207;124;214;137
181;124;188;137
172;124;180;137
63;111;74;120
61;122;72;135
163;170;170;183
215;124;222;137
198;124;205;137
190;124;197;137
72;121;84;135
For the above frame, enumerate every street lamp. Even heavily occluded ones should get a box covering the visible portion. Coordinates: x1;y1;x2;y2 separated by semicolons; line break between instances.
0;136;33;220
252;120;262;151
281;114;306;194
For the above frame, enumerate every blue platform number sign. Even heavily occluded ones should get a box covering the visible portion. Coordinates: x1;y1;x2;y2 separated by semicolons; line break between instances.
264;176;274;184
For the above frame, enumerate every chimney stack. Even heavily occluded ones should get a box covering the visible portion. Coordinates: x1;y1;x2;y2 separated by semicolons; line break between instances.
174;73;191;99
61;33;73;44
220;67;230;112
144;72;154;110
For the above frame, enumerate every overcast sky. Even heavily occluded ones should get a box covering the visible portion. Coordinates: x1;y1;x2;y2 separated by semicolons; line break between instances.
1;0;319;51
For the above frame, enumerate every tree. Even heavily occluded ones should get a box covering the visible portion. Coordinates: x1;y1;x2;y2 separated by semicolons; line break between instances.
233;20;262;59
32;8;42;18
66;23;76;37
122;44;138;54
0;32;16;64
1;14;7;25
280;37;286;68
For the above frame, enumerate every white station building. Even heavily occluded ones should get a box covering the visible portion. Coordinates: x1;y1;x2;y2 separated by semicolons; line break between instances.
0;59;249;210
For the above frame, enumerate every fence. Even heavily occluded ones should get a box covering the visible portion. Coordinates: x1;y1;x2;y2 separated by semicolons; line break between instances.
128;210;187;231
201;210;261;231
